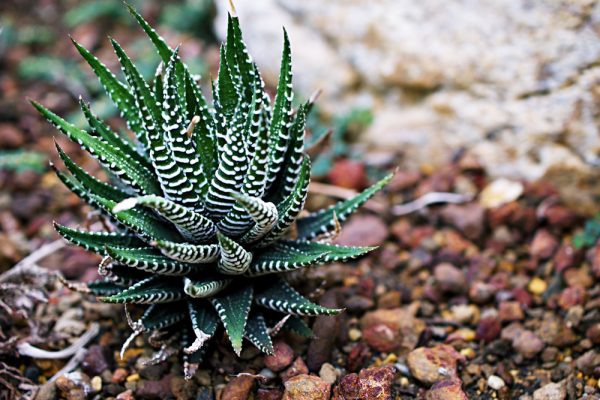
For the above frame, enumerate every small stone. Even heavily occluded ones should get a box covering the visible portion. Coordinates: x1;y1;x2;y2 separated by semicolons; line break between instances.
440;203;485;240
528;277;548;295
281;357;309;382
220;375;255;400
307;291;339;371
348;328;362;341
498;301;524;322
530;229;558;259
563;267;593;288
541;346;559;363
35;381;57;400
116;390;135;400
434;263;467;294
501;322;524;342
139;364;169;381
126;373;140;382
91;376;102;393
334;366;394;400
425;379;469;400
360;307;426;353
476;316;501;343
256;387;284;400
576;350;600;375
586;323;600;344
377;290;402;309
336;214;388;247
450;304;479;324
319;363;338;385
513;330;544;358
264;341;295;372
487;375;505;390
112;368;128;383
357;366;395;399
407;345;464;385
345;295;374;311
81;345;114;376
0;123;24;148
327;159;367;190
558;286;586;309
533;380;567;400
136;375;173;399
469;282;496;304
479;178;523;209
282;374;331;400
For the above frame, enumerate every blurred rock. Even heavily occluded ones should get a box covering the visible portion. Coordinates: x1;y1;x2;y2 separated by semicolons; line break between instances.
360;307;425;353
220;375;255;400
434;263;467;294
407;345;464;385
425;379;469;400
334;366;395;400
216;1;600;214
265;341;295;372
282;374;331;400
335;214;388;247
440;204;485;241
327;159;368;190
533;381;567;400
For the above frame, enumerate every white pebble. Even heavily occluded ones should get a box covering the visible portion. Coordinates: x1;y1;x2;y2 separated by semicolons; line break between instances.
487;375;505;390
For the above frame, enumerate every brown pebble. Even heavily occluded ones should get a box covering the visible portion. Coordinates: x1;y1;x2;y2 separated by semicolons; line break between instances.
512;330;544;358
220;375;255;400
264;341;295;372
476;316;501;343
281;357;309;382
425;379;469;400
407;345;464;385
360;307;425;353
282;374;330;400
434;263;467;294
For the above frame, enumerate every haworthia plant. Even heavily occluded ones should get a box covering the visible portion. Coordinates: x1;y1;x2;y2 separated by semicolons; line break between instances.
34;4;392;379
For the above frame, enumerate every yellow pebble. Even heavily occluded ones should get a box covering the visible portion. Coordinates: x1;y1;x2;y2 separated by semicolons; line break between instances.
460;347;476;359
382;353;398;364
528;277;547;295
91;376;102;392
126;373;140;382
348;328;362;341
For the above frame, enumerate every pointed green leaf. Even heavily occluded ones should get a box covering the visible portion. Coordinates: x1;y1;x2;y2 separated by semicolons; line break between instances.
55;142;129;203
106;246;206;276
296;173;393;240
32;100;161;195
102;276;185;304
282;315;313;338
184;276;232;298
153;240;220;263
266;30;293;189
54;223;144;255
259;157;310;246
88;280;125;296
140;303;186;331
111;39;198;207
245;311;274;354
70;38;147;149
113;195;215;242
211;285;254;355
246;242;329;277
91;194;182;242
216;232;252;275
79;98;152;170
278;241;376;263
256;279;341;316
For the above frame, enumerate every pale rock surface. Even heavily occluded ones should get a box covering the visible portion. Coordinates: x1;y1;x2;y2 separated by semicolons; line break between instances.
216;0;600;212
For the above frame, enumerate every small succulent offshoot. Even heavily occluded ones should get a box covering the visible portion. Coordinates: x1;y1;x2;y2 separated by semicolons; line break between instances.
33;3;392;378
